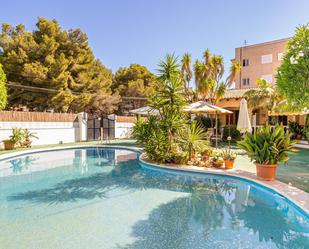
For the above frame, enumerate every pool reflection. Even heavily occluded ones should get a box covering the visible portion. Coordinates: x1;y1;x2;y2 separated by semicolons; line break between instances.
3;148;309;249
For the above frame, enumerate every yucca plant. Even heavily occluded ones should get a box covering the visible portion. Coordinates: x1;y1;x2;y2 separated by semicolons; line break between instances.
177;121;209;161
22;129;38;147
10;128;24;146
237;123;296;165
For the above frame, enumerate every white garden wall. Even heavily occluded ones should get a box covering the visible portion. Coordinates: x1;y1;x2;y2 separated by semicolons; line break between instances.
0;121;78;146
115;121;134;139
0;111;87;147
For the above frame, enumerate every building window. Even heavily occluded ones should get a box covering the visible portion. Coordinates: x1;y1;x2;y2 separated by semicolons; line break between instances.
268;115;287;126
261;74;273;83
242;78;250;85
277;52;283;61
261;54;273;64
242;59;249;66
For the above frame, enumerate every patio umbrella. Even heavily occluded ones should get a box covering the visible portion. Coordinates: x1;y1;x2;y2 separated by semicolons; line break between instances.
184;101;232;148
129;106;159;116
237;99;252;133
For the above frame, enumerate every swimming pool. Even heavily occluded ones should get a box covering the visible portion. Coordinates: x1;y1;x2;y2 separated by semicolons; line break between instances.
0;147;308;249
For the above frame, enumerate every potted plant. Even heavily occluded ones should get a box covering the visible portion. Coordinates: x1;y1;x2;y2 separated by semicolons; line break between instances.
2;128;24;150
221;149;237;169
238;123;295;181
21;129;38;148
201;147;213;162
2;139;15;150
288;121;303;140
211;151;224;168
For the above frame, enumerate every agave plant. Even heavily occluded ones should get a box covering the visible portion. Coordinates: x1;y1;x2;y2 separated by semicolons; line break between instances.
237;123;296;165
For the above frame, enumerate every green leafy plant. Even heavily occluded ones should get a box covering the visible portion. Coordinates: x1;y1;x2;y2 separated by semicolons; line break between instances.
135;53;189;164
223;126;241;142
177;121;209;161
211;150;224;163
0;63;7;110
276;24;309;108
237;123;296;165
221;149;237;161
288;121;303;137
9;128;24;146
132;116;157;145
21;129;38;147
305;115;309;142
195;115;220;130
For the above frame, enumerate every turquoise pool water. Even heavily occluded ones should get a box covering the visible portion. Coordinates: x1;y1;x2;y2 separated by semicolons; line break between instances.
0;147;308;249
277;148;309;193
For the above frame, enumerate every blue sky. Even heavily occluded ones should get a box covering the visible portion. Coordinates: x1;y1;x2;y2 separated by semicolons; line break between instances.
1;0;308;74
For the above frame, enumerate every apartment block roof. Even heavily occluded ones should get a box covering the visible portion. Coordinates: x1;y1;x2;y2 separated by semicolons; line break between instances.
235;37;291;50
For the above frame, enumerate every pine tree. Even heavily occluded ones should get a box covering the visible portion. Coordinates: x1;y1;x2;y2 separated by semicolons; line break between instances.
0;18;120;113
0;63;7;110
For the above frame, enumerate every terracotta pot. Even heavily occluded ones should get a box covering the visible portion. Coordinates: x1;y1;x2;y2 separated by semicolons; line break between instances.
224;160;234;169
255;163;278;181
201;154;209;162
213;161;223;168
3;140;15;150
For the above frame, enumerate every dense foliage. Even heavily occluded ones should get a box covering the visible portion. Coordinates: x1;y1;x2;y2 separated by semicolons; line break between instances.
222;126;241;142
244;78;283;111
113;64;157;98
288;121;304;138
0;63;7;110
132;54;209;163
276;24;309;108
237;124;295;165
195;115;220;130
0;18;120;113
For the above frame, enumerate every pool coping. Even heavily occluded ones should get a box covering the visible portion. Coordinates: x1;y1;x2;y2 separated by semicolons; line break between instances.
0;145;308;215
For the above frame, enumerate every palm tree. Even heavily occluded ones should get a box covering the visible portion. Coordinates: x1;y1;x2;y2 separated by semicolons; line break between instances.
194;50;241;104
244;78;283;111
180;53;192;91
157;53;180;81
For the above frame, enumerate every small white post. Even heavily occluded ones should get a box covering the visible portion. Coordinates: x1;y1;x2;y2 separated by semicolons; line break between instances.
77;112;88;142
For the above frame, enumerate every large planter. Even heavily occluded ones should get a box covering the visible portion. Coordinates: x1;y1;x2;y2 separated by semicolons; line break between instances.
255;163;278;181
224;160;234;169
3;140;15;150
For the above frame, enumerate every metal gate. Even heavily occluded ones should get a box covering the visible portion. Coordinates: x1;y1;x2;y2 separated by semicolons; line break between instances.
87;115;115;141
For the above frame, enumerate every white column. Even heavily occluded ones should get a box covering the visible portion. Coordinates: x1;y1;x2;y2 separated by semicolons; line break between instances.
77;112;88;142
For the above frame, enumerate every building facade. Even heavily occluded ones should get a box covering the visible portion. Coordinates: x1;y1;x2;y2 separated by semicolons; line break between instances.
217;37;306;128
234;38;290;89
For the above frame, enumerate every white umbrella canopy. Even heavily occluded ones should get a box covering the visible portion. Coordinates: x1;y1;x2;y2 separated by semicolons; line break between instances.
184;101;232;114
184;101;232;148
129;106;159;116
237;98;252;133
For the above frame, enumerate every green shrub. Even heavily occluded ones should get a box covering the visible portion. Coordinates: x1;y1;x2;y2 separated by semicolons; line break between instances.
223;126;241;142
237;123;296;165
288;121;303;137
195;115;220;130
132;116;157;145
0;64;7;110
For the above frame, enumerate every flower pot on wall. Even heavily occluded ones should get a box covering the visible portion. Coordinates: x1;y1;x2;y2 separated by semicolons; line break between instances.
224;160;234;169
255;163;278;181
213;161;223;168
3;140;15;150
